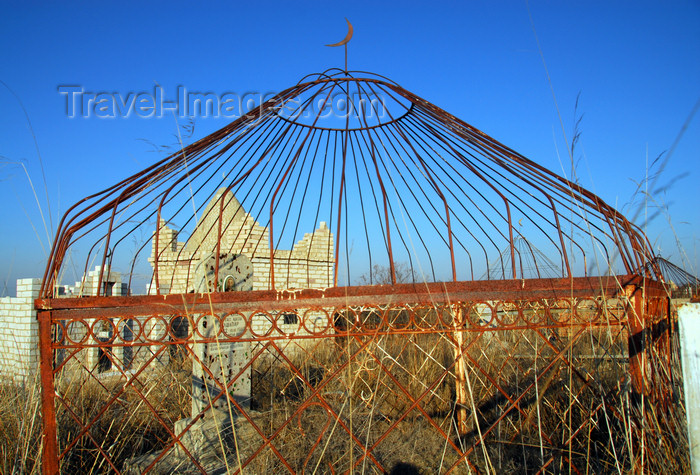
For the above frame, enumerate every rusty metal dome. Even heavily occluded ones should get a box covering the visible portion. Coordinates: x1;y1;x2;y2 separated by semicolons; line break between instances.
40;68;660;297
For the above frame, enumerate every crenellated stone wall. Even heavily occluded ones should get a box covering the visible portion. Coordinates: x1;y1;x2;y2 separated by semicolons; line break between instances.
147;188;334;294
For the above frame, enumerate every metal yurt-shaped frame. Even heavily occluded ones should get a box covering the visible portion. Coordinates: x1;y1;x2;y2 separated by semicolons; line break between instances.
36;69;676;473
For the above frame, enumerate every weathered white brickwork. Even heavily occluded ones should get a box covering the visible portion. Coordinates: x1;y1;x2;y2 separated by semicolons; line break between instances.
0;278;41;381
147;188;334;294
0;267;127;380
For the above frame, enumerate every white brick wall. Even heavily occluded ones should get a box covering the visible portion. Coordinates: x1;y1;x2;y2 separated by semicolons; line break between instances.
0;278;40;381
148;190;334;296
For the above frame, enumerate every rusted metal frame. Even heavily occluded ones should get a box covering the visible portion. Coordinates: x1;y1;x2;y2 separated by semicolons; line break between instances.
442;134;574;278
348;333;477;473
345;131;386;281
531;327;600;392
303;132;334;285
204;338;339;474
233;336;379;474
458;332;558;448
37;276;627;316
664;294;674;392
458;325;594;453
416;101;643;277
274;126;325;287
641;296;673;403
385;112;497;280
286;129;326;287
359;80;413;129
54;350;123;420
273;79;406;132
453;329;470;436
55;343;186;462
535;456;584;475
97;152;199;295
409;117;546;280
166;340;297;475
442;328;551;471
333;130;349;287
268;339;387;474
52;345;162;450
365;112;459;279
528;327;619;455
39;311;59;475
304;333;412;471
288;80;353;288
505;325;599;446
282;79;342;125
229;125;313;266
49;315;623;344
410;108;579;278
54;142;214;296
214;114;297;244
52;345;90;373
399;109;517;279
386;113;459;281
126;152;223;292
487;327;533;378
154;139;254;292
364;121;446;280
41;87;297;296
534;457;556;475
452;103;648;275
389;86;532;280
164;111;291;292
53;397;124;474
41;174;156;297
351;82;406;283
572;322;627;368
561;398;608;447
197;121;296;288
626;284;647;396
366;93;460;280
296;401;334;472
70;141;214;294
403;109;563;278
285;334;332;376
326;131;340;284
445;334;579;475
269;86;338;289
445;150;516;279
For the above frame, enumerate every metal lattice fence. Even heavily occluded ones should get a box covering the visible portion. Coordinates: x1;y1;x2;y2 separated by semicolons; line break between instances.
37;277;677;473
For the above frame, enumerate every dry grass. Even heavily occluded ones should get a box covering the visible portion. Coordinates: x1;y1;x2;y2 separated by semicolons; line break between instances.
0;307;690;474
0;374;42;474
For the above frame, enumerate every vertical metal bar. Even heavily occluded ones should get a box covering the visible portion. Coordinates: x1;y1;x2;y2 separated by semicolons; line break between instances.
627;284;646;396
453;306;468;435
38;310;59;475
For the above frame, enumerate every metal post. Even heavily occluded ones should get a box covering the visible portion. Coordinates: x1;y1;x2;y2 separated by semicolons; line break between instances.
627;284;646;395
38;310;59;475
679;303;700;474
453;307;468;435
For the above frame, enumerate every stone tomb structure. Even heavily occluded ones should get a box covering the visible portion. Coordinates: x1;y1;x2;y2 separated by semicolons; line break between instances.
148;188;334;296
144;189;335;463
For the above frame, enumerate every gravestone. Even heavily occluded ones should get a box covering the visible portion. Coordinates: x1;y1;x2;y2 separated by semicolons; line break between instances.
175;253;254;457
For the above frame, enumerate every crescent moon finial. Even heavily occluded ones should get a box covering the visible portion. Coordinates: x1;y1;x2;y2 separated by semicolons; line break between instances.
326;18;353;47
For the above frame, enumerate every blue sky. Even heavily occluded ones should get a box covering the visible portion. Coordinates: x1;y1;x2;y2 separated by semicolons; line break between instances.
1;1;698;295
